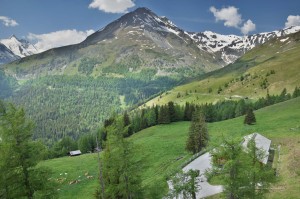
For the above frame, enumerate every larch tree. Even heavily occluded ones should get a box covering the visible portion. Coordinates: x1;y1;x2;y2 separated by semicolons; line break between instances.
0;102;57;199
168;169;200;199
97;118;143;199
210;138;275;199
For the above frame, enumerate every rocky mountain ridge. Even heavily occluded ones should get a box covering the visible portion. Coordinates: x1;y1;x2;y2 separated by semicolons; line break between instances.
2;8;300;74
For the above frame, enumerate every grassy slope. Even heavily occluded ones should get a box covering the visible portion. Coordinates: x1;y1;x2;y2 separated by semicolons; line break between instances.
39;122;191;199
40;97;300;198
145;32;300;107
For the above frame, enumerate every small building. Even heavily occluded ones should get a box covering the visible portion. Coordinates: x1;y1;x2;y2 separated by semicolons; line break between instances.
242;133;271;164
69;150;82;156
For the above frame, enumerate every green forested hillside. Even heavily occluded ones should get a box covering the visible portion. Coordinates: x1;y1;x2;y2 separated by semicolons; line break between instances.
6;75;176;143
40;97;300;198
145;31;300;107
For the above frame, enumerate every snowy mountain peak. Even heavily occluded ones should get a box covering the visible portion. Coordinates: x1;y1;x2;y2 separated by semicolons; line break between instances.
9;34;18;39
0;35;38;58
0;43;19;64
186;26;300;65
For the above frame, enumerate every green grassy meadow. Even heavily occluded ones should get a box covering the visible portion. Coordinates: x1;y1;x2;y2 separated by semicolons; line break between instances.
40;97;300;198
145;32;300;107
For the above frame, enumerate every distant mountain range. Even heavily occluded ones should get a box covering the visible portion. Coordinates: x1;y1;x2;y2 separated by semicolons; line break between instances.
0;35;38;64
1;8;299;71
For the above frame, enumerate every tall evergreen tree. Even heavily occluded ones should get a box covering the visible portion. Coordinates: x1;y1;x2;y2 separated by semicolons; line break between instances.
244;108;256;125
0;102;57;199
186;111;209;154
123;111;133;137
292;86;300;98
98;118;143;199
235;100;246;117
158;105;170;124
168;101;177;122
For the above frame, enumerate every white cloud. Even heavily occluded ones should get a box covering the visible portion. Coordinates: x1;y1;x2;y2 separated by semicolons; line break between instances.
209;6;242;28
0;16;18;27
28;29;95;52
210;6;256;35
89;0;135;14
241;20;256;35
285;15;300;28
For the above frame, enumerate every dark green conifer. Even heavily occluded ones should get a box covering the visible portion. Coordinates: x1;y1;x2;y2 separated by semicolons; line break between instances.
244;108;256;125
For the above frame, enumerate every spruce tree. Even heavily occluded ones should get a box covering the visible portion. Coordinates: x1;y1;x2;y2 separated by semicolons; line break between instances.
158;105;170;124
186;111;209;154
292;86;300;98
244;108;256;125
123;111;133;136
168;101;176;122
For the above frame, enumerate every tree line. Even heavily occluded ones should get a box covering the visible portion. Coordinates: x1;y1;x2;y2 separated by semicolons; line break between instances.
97;87;300;145
19;86;299;159
45;86;299;159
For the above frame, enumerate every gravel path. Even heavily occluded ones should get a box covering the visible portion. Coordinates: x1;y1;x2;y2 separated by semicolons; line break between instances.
168;152;223;198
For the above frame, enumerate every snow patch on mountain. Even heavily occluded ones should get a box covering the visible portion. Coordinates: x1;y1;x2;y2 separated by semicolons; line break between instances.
0;35;38;58
0;43;20;64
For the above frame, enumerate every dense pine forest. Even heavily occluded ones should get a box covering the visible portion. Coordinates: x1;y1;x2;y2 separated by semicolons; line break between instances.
0;73;177;145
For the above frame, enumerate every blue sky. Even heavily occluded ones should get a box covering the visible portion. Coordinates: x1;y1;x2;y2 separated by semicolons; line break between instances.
1;0;300;51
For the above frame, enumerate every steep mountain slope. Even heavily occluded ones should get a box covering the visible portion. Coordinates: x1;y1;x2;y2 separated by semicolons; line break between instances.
2;8;223;80
145;31;300;106
2;8;299;78
187;26;300;64
0;35;38;58
0;43;20;64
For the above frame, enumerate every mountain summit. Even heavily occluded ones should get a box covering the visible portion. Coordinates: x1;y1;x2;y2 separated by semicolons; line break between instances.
2;8;300;77
0;35;38;58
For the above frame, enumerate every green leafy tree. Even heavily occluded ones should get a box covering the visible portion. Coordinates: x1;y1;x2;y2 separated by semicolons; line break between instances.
186;111;209;154
0;102;57;199
244;108;256;125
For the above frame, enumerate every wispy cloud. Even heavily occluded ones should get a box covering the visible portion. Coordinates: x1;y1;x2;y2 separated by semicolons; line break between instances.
285;15;300;28
0;16;18;27
89;0;135;14
209;6;256;35
28;29;95;52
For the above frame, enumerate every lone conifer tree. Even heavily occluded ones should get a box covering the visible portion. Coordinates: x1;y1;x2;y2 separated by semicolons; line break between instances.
244;108;256;125
186;110;209;154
